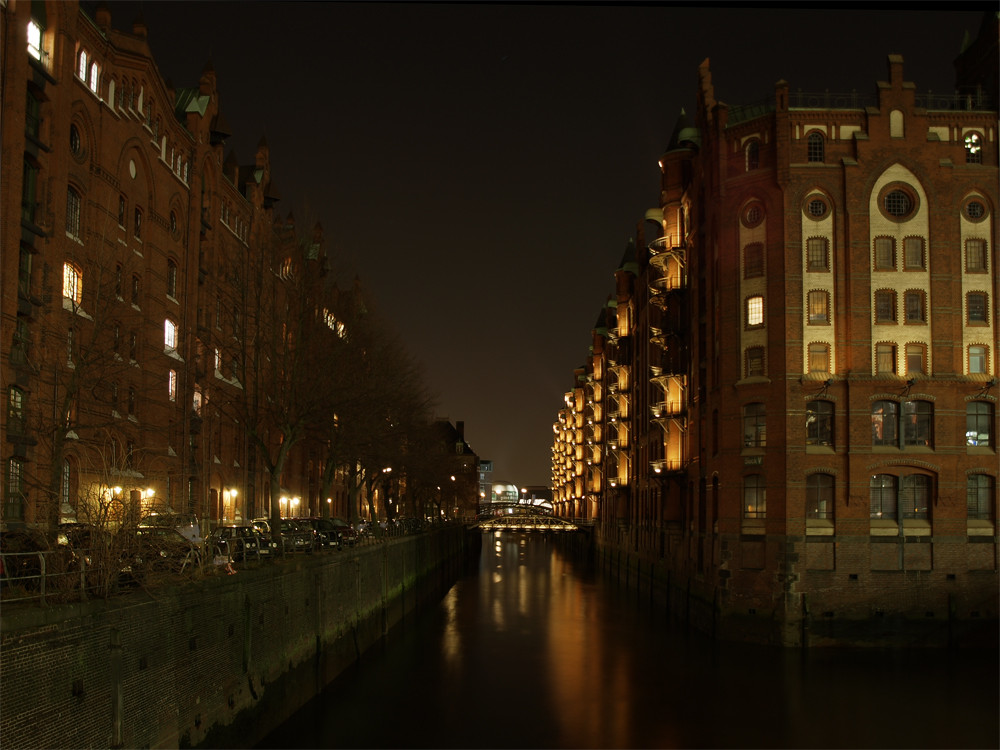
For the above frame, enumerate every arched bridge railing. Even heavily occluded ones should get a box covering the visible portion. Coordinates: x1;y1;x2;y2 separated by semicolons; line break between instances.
475;514;579;532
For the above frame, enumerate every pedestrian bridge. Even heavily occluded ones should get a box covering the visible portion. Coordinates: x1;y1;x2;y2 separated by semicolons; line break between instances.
475;513;579;532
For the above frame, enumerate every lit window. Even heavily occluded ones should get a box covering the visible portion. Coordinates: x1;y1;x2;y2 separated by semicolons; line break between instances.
869;474;897;520
164;319;177;350
89;62;99;93
806;474;834;519
808;343;829;373
966;239;987;272
214;348;222;373
965;133;983;164
78;49;88;80
968;292;988;324
905;344;926;375
7;387;25;435
807;132;824;162
967;475;995;520
27;20;43;62
66;187;81;238
743;475;766;519
806;238;828;271
807;291;829;324
966;402;993;447
806;401;833;446
168;370;177;402
746;295;764;327
63;262;82;304
743;402;766;447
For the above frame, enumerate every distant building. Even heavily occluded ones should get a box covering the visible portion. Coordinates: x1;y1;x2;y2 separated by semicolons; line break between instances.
554;16;998;645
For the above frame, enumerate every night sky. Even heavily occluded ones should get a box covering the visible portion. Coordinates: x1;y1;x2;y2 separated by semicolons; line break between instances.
96;1;988;487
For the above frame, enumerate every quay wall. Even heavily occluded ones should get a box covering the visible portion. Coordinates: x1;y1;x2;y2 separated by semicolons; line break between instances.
0;526;470;749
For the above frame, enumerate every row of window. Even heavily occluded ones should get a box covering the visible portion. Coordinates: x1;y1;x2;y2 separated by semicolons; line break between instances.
62;258;179;307
739;472;995;521
738;399;995;449
743;131;985;174
745;341;992;378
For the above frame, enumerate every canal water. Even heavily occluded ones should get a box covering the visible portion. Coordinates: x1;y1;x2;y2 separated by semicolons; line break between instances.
258;532;998;749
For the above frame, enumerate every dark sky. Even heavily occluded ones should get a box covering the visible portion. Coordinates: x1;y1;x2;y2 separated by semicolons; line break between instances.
97;1;989;487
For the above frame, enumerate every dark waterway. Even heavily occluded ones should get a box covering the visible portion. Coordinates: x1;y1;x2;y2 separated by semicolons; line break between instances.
257;532;998;749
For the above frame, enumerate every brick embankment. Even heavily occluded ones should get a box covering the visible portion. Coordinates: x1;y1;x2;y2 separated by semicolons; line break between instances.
0;526;469;750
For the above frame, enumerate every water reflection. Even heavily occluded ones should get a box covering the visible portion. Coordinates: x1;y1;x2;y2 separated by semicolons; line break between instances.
258;532;998;749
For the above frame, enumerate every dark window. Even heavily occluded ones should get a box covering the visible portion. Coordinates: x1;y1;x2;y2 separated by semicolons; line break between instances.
902;400;933;448
872;400;898;446
167;260;178;298
875;291;896;323
966;239;987;272
870;474;897;520
746;346;764;377
967;402;994;447
746;140;759;171
904;291;925;323
744;243;764;278
967;475;995;520
884;189;913;218
806;401;833;446
969;345;988;374
66;187;81;238
743;402;766;447
131;275;141;306
118;195;126;227
70;124;81;155
806;238;828;271
968;292;988;324
903;237;925;269
807;132;825;162
900;475;931;519
134;207;142;239
874;238;895;270
806;474;834;520
906;344;926;375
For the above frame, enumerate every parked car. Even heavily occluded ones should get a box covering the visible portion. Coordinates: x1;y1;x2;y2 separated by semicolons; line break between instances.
280;519;317;553
330;518;358;546
138;513;203;545
293;517;340;549
250;519;283;555
126;527;202;580
208;525;262;563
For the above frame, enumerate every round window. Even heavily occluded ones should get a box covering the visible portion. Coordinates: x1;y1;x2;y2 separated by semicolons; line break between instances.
806;197;829;220
964;199;988;222
877;184;919;222
742;202;765;228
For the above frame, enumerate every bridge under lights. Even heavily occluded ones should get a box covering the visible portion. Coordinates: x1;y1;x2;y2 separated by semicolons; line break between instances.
475;512;579;532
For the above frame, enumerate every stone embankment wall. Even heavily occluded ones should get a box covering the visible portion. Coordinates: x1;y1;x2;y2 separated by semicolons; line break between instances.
0;527;469;749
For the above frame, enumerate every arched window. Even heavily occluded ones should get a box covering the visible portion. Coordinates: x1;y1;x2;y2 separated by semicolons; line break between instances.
743;402;766;447
870;474;897;519
967;475;995;520
871;400;898;446
743;475;766;519
63;262;82;305
66;187;81;238
967;402;994;447
807;132;825;162
901;474;931;519
746;140;760;171
903;400;933;447
167;260;178;298
806;400;833;446
964;132;983;164
164;318;177;351
806;474;834;519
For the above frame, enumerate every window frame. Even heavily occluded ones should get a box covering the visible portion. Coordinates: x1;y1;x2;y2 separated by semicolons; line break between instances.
900;474;931;520
66;186;82;239
874;237;896;271
807;290;829;325
806;131;825;162
742;402;766;448
965;239;987;273
870;474;897;520
746;346;765;378
964;132;983;164
903;237;925;270
967;292;988;325
746;295;764;329
905;343;926;375
743;243;764;278
743;474;766;519
904;290;926;324
806;400;834;446
63;262;83;305
871;400;899;447
806;237;829;272
807;342;830;373
966;401;994;447
967;475;995;520
164;318;178;351
806;473;834;520
969;345;988;374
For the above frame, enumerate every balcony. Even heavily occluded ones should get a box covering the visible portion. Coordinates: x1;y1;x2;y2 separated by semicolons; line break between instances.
650;458;686;475
650;400;683;419
652;414;687;435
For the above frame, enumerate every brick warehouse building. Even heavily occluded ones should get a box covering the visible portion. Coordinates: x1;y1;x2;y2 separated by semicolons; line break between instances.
1;1;363;531
553;15;998;645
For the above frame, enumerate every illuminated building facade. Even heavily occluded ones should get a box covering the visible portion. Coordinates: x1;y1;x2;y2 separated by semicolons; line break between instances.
553;19;999;644
1;1;349;531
